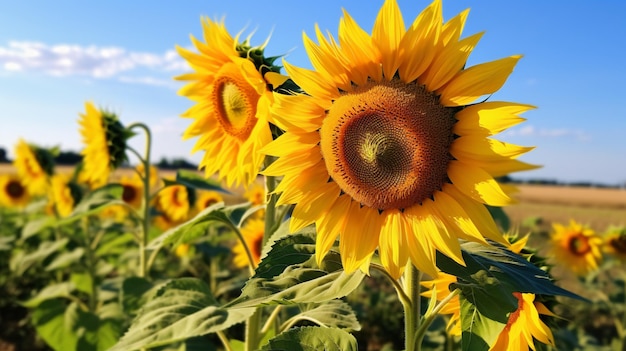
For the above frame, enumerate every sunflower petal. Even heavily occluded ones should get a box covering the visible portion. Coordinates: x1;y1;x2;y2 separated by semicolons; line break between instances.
448;160;515;206
340;202;380;273
315;195;352;266
372;0;405;80
454;101;535;136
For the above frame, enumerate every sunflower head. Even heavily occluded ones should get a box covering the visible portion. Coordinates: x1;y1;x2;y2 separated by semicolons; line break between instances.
79;102;133;188
14;139;55;195
550;220;602;276
196;191;224;212
0;174;30;208
176;18;288;188
233;218;265;269
118;175;144;209
49;174;83;217
155;182;193;223
603;226;626;262
262;0;537;278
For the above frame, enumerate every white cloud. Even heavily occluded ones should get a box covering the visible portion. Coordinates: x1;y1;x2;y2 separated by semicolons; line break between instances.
503;125;591;141
0;41;189;80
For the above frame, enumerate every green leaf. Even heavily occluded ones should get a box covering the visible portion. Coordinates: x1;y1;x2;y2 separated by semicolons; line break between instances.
22;282;75;308
121;276;154;315
459;295;505;351
0;234;14;251
288;300;361;332
109;278;255;351
58;184;124;225
169;170;229;193
95;232;135;258
32;299;78;351
21;216;55;240
260;326;358;351
71;272;94;296
227;230;364;308
11;238;69;275
46;247;85;271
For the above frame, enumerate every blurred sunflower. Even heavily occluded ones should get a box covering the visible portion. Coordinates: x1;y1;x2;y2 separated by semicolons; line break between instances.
135;163;159;189
550;220;602;276
49;174;82;217
490;293;555;351
78;101;131;188
175;18;288;188
119;175;144;209
602;227;626;262
233;218;264;269
196;191;224;211
0;174;30;208
14;139;54;195
262;0;536;277
157;184;191;223
175;243;192;258
245;182;265;206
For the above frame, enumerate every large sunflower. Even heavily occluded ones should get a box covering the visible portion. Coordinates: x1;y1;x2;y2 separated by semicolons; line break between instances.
14;139;53;195
490;293;555;351
550;220;602;276
0;174;30;208
233;218;265;269
176;18;287;188
78;102;130;188
262;0;537;277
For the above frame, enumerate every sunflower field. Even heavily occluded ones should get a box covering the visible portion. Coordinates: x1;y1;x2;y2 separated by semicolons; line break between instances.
1;1;626;351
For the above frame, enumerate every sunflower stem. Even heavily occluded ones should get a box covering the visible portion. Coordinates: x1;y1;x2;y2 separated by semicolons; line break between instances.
127;122;152;279
403;261;423;351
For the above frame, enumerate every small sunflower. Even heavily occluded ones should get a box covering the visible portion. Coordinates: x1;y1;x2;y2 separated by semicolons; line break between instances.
119;175;144;209
78;101;131;188
550;220;602;276
156;184;191;223
176;17;288;188
0;174;30;208
49;174;81;218
196;191;224;211
100;204;129;222
602;227;626;262
490;293;555;351
262;0;537;277
245;182;265;206
14;139;54;195
175;243;192;258
233;218;264;269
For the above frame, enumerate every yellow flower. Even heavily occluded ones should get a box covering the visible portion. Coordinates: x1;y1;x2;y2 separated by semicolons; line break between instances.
176;18;287;188
119;175;144;209
602;227;626;262
233;218;264;269
262;0;536;278
175;243;192;258
490;293;555;351
13;139;52;195
196;191;224;212
0;174;30;208
78;101;129;188
245;182;265;206
550;220;602;276
49;174;79;217
100;204;128;222
156;184;190;223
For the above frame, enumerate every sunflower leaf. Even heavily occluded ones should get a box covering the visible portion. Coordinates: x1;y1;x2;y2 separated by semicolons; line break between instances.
459;295;505;351
109;278;254;351
167;170;229;193
58;184;124;225
286;300;361;332
11;238;69;275
260;326;358;351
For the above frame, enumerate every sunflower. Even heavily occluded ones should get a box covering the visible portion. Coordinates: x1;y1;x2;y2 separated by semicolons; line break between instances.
156;184;191;223
233;218;264;269
13;139;54;195
119;175;144;209
490;293;555;351
49;174;81;217
196;191;224;212
602;227;626;262
175;18;288;188
262;0;537;278
550;220;602;276
245;182;265;206
135;163;159;189
78;101;130;188
0;174;30;208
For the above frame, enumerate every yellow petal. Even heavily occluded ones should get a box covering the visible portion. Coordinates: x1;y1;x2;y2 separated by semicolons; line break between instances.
447;160;515;206
372;0;405;80
270;93;326;132
303;31;351;91
338;9;382;84
454;101;535;136
315;195;352;266
340;202;380;273
422;32;483;91
451;136;535;161
290;182;340;232
284;61;339;102
378;209;409;279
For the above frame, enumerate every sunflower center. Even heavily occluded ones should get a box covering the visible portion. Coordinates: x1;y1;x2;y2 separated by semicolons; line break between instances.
320;80;455;210
213;63;259;140
610;235;626;254
204;199;218;208
6;180;25;199
122;184;137;203
568;235;591;256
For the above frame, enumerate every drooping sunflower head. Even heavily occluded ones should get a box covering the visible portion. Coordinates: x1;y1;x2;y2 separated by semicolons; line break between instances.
263;0;537;278
602;226;626;262
0;174;30;208
550;220;602;276
119;175;144;209
49;174;82;218
175;17;288;188
196;191;224;212
14;139;55;195
233;218;265;269
79;101;132;188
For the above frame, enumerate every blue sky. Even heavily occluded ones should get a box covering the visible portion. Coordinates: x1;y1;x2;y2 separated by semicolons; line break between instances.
1;1;625;185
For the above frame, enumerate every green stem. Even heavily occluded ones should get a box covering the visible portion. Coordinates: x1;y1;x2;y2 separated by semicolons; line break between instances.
403;261;422;351
245;309;262;351
261;305;283;334
415;288;461;346
370;263;411;308
217;330;233;351
228;222;256;276
127;123;152;279
82;218;98;313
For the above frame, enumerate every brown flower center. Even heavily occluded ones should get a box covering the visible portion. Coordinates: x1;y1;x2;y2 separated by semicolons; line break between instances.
609;235;626;254
212;62;259;140
122;184;138;203
568;234;591;256
204;199;218;208
6;179;25;199
320;80;455;210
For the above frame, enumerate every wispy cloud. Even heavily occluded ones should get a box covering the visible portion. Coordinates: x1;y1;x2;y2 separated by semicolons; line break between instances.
504;125;591;141
0;41;188;82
